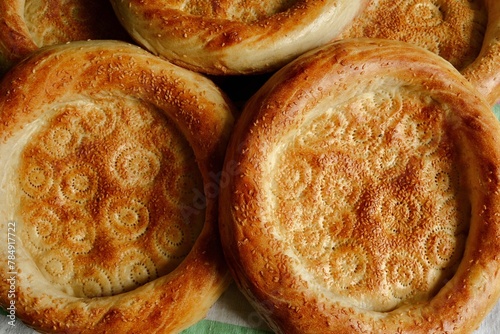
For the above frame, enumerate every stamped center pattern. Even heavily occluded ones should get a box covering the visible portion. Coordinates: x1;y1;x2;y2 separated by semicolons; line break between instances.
19;98;205;298
271;91;469;312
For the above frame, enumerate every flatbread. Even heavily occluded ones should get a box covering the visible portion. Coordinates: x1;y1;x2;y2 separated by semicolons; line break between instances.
219;38;500;333
0;40;234;333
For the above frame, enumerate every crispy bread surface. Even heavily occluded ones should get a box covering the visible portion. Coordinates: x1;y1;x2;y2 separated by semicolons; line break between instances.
220;38;500;333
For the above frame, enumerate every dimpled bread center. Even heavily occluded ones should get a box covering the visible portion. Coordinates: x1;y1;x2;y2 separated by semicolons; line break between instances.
18;97;205;298
270;91;469;312
177;0;299;22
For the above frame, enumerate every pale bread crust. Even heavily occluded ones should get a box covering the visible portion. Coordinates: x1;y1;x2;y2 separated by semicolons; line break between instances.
337;0;500;106
0;0;129;73
0;40;234;333
109;0;368;75
219;39;500;333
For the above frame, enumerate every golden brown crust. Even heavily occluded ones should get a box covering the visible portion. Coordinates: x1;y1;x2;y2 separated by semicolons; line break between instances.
0;0;130;73
462;0;500;105
0;40;234;333
219;38;500;334
109;0;368;75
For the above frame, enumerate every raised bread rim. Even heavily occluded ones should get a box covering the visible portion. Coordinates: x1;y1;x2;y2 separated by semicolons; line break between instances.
109;0;369;75
0;40;234;333
219;38;500;333
462;0;500;106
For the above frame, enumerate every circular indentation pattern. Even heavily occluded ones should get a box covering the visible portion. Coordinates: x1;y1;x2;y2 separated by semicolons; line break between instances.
64;208;96;255
118;249;158;292
73;265;114;298
79;104;118;138
155;220;195;260
385;252;426;300
112;144;162;187
38;250;74;285
18;98;205;298
329;242;368;290
40;122;82;158
106;196;150;240
279;158;313;200
318;156;364;209
60;164;98;204
22;206;61;252
426;228;465;270
271;91;469;311
20;159;54;199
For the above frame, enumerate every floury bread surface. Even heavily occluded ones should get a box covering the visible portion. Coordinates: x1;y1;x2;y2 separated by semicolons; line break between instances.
0;40;234;333
219;38;500;333
109;0;368;75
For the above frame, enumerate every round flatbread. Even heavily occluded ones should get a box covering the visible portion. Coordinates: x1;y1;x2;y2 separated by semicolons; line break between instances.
109;0;368;75
0;40;234;333
219;38;500;333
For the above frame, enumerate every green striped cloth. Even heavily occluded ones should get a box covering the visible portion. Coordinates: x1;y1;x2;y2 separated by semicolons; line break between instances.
181;320;270;334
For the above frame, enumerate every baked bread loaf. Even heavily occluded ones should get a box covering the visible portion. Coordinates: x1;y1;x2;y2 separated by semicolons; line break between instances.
109;0;368;75
337;0;500;106
0;0;129;73
219;38;500;333
0;40;234;333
